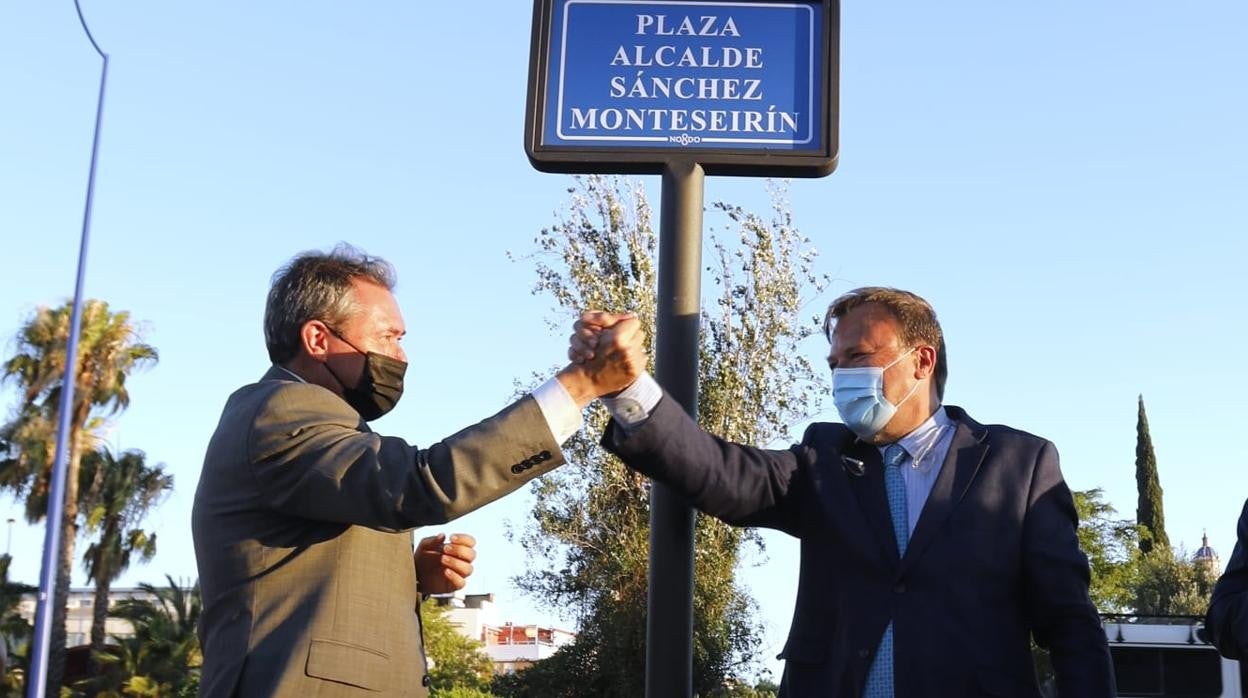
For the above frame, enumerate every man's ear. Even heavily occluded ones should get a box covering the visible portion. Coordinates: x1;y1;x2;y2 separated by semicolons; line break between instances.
301;320;333;361
915;345;937;381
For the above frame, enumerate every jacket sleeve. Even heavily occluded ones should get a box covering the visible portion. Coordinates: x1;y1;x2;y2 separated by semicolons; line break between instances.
601;392;811;535
1207;498;1248;660
246;382;563;530
1021;441;1117;697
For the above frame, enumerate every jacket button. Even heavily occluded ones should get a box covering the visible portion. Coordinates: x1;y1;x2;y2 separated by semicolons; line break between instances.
422;674;431;687
894;582;906;593
510;464;523;474
857;648;870;659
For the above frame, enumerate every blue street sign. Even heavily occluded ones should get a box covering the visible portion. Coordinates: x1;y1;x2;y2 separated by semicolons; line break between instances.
526;0;838;175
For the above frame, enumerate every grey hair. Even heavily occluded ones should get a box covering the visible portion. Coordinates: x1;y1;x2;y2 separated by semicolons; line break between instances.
264;243;397;363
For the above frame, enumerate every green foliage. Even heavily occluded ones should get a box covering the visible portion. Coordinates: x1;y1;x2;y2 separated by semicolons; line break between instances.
504;176;828;695
1074;486;1218;618
1;300;157;522
1134;395;1169;554
77;448;173;656
1074;488;1141;613
79;576;201;697
490;641;598;698
434;687;496;698
1133;546;1219;616
0;300;156;696
1126;396;1217;616
421;599;494;694
712;677;780;697
1;554;35;696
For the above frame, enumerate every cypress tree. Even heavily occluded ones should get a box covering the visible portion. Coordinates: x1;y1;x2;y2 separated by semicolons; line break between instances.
1135;394;1169;553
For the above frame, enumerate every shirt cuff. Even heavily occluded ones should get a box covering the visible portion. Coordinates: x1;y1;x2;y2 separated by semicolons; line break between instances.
601;372;662;430
531;376;584;445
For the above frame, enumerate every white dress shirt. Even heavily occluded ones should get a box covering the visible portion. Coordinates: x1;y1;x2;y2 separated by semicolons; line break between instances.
877;406;955;536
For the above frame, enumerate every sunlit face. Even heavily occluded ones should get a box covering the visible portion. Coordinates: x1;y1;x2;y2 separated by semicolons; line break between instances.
325;279;407;386
827;303;917;408
826;302;936;445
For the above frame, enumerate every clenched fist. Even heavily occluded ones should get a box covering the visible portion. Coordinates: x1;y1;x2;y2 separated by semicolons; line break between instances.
557;310;647;407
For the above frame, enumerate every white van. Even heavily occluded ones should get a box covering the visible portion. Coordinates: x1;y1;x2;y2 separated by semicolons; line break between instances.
1102;615;1245;697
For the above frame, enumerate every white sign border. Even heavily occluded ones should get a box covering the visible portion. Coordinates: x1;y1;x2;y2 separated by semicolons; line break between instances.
552;0;819;147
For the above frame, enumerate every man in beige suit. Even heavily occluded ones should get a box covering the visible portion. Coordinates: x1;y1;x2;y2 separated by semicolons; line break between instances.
192;245;643;697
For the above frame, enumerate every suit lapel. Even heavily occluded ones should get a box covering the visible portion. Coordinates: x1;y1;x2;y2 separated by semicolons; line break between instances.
842;442;900;561
902;413;989;568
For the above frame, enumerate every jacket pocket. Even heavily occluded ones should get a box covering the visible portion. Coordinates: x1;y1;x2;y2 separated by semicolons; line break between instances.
306;638;389;691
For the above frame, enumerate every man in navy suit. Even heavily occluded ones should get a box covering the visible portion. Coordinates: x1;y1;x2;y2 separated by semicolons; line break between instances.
577;288;1114;697
1207;498;1248;660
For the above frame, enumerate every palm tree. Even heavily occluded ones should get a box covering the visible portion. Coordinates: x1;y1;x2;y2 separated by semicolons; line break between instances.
0;300;157;695
0;554;36;696
104;576;201;694
78;448;173;664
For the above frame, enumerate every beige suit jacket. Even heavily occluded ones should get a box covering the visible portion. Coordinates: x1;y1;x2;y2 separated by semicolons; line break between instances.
192;367;564;697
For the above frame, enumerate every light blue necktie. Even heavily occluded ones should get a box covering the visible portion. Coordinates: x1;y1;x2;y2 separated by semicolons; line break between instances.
863;443;909;698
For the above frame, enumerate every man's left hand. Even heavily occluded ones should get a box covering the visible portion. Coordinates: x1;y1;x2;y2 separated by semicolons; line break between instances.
415;533;476;595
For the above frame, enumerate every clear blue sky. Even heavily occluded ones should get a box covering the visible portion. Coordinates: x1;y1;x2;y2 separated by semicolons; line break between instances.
2;0;1246;682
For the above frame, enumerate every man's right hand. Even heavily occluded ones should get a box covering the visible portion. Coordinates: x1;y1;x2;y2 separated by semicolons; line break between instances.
557;311;646;407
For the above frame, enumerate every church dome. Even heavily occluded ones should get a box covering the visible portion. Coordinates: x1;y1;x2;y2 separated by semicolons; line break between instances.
1194;531;1218;565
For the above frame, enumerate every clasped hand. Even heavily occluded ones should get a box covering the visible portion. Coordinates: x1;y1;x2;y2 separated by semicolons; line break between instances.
557;311;646;407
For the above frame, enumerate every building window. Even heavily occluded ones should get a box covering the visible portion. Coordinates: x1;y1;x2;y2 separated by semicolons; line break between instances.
1109;646;1222;697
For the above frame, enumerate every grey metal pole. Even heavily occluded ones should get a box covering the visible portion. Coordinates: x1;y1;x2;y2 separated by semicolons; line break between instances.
27;3;107;696
646;160;704;698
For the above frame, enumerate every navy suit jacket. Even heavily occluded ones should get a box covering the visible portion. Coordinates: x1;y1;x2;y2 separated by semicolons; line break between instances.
1207;498;1248;660
604;397;1114;698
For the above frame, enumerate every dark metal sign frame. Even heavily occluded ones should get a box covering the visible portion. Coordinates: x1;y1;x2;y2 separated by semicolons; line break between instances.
525;0;839;177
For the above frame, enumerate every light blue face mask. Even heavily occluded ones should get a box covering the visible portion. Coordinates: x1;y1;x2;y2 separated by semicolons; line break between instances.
831;347;920;439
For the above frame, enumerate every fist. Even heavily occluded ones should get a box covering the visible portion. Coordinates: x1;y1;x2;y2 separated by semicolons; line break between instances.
558;310;648;405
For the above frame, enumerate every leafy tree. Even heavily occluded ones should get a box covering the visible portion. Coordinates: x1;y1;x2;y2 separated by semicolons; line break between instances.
0;554;35;696
88;576;201;696
490;638;596;698
78;448;172;665
1073;488;1141;613
722;683;779;697
0;300;156;694
503;176;828;695
420;598;495;694
1133;546;1219;616
1134;395;1168;554
434;687;495;698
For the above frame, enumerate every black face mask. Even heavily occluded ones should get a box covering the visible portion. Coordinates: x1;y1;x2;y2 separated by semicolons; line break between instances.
324;331;407;421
